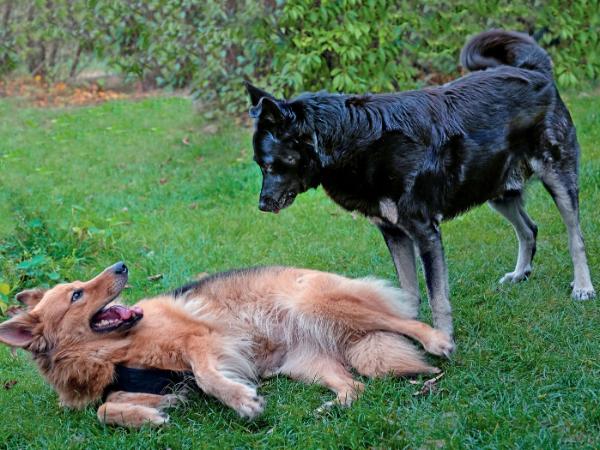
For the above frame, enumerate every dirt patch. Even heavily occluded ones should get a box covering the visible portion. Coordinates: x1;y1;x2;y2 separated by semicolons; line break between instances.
0;75;157;107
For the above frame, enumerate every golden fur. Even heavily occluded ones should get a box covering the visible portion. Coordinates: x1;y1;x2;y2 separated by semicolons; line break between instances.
0;264;453;427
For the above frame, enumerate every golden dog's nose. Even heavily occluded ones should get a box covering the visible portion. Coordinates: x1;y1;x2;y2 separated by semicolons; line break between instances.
111;262;128;275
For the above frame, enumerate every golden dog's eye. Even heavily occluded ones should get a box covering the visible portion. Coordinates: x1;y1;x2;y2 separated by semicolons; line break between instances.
71;289;83;302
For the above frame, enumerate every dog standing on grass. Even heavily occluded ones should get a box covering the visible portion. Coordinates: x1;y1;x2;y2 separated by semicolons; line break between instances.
245;30;596;347
0;262;451;427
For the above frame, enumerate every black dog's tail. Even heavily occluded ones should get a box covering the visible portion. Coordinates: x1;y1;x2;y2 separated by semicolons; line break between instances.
460;29;553;77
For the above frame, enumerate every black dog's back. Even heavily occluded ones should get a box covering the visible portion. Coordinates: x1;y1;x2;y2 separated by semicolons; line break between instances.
307;63;555;219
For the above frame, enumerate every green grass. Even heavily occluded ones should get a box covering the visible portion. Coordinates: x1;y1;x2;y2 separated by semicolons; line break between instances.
0;91;599;449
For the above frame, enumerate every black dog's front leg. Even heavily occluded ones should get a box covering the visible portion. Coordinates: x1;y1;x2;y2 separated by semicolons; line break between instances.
378;224;420;307
409;220;455;344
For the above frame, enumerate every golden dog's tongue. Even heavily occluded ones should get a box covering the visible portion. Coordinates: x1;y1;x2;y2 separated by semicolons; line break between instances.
97;305;143;321
91;304;143;331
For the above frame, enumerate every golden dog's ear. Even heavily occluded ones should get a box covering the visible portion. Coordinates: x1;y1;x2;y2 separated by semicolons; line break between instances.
15;288;46;308
0;313;38;348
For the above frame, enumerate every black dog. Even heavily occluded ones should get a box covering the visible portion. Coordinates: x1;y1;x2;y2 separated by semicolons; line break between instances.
245;30;595;347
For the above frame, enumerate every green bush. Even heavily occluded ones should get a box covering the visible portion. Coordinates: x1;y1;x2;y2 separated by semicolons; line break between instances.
0;0;598;113
0;1;94;79
229;0;600;106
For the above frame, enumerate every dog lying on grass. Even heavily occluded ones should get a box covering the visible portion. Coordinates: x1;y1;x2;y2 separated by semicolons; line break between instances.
0;262;452;427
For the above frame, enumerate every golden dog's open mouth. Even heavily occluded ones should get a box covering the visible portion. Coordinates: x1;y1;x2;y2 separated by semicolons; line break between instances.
90;305;143;332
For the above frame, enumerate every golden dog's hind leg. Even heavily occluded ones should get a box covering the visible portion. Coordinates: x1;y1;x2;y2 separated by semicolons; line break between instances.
301;295;455;357
279;352;364;412
97;391;184;427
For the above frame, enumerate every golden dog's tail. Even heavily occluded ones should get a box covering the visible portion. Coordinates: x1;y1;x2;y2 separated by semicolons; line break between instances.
315;275;439;376
346;331;438;377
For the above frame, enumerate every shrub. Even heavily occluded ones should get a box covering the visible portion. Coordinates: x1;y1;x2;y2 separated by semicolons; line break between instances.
0;1;95;79
0;0;598;113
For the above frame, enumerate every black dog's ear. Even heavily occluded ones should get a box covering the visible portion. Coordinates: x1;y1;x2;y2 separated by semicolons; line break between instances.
250;97;294;123
245;82;274;107
261;97;290;122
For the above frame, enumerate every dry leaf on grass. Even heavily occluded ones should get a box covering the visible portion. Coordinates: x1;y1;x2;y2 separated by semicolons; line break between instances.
147;274;163;282
202;124;219;135
3;380;17;390
182;136;190;145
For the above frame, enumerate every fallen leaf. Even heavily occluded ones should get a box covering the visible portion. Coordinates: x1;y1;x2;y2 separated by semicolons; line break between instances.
182;136;190;145
159;178;168;185
202;124;218;135
3;380;17;390
422;439;446;449
147;274;163;282
189;202;198;210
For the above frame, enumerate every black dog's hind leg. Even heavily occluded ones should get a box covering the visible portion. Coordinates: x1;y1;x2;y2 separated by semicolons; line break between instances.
489;193;538;283
408;220;455;343
378;224;420;307
537;161;595;300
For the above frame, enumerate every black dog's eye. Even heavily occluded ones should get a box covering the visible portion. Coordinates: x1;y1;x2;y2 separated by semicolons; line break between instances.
71;289;83;302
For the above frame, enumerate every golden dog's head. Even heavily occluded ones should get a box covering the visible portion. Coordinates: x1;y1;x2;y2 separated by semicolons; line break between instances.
0;262;142;353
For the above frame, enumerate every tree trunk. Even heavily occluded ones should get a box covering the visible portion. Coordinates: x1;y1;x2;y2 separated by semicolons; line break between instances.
69;44;82;78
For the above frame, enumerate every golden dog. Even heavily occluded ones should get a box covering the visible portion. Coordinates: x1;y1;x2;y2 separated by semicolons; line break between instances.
0;262;452;427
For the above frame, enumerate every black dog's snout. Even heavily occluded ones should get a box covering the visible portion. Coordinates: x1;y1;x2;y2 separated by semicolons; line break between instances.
112;261;128;275
259;197;276;212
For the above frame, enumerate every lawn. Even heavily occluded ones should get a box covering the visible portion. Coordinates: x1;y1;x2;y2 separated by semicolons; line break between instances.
0;90;599;449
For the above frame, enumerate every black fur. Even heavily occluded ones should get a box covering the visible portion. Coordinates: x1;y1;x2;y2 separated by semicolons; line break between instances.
246;29;595;340
102;365;194;400
172;266;281;298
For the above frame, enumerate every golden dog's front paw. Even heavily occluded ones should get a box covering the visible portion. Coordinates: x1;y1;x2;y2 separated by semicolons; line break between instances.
144;409;170;426
158;393;185;409
97;403;169;428
230;388;265;419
